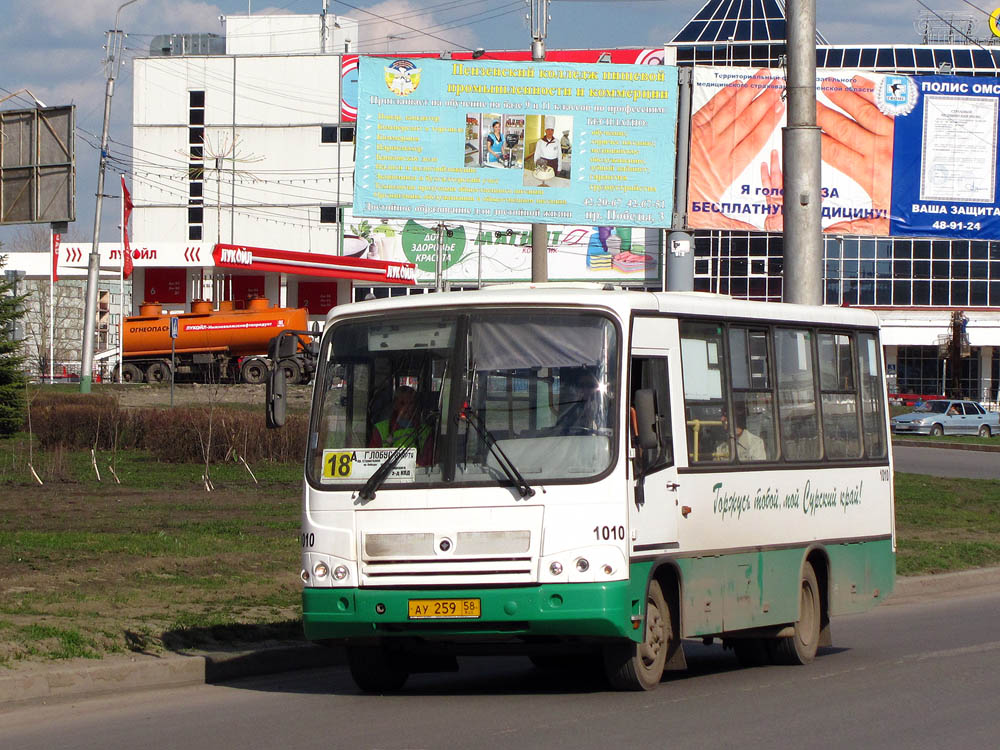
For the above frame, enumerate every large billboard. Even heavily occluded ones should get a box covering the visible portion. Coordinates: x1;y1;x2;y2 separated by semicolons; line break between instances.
354;57;678;228
688;68;1000;241
340;49;669;122
891;75;1000;239
0;105;75;225
688;68;894;235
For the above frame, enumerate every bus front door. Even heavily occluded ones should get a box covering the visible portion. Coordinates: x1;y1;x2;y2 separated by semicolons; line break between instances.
628;349;680;556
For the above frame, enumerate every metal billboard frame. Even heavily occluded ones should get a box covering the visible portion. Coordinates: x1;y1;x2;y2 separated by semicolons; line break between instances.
0;105;75;225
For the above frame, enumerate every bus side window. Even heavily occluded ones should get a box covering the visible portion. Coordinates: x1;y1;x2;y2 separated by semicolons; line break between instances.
729;327;777;462
631;356;673;470
858;333;887;458
775;328;821;461
680;321;729;464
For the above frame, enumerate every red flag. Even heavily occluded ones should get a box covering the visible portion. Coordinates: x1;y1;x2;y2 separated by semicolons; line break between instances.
121;175;134;279
52;232;60;283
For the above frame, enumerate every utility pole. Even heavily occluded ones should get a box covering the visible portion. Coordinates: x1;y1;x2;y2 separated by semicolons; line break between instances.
434;223;447;292
781;0;823;306
528;0;548;283
81;0;142;393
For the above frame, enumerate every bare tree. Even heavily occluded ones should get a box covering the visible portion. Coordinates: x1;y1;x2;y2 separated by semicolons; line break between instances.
21;279;85;378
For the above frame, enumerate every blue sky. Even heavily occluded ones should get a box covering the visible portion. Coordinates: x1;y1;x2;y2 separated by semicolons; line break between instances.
0;0;994;248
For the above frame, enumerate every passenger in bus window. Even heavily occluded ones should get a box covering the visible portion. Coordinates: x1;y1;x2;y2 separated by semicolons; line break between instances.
717;406;767;461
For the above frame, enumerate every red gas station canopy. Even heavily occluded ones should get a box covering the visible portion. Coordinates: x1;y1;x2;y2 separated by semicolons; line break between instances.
212;243;416;285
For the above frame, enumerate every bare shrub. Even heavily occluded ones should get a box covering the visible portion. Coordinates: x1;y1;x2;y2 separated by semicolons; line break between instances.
28;399;307;463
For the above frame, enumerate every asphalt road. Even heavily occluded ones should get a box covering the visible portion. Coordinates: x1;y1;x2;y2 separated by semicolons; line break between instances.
893;444;1000;479
3;589;999;750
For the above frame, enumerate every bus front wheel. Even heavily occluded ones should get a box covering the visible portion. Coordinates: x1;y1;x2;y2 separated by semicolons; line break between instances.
347;644;409;693
769;561;821;665
603;579;668;690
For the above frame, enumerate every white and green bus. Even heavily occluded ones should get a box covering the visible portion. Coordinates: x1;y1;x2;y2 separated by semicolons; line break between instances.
268;286;894;692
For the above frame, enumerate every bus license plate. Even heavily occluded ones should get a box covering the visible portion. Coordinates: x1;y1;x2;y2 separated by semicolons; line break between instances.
408;598;481;619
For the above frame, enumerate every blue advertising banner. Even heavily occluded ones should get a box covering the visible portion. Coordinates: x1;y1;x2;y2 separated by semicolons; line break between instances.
354;57;678;228
891;75;1000;239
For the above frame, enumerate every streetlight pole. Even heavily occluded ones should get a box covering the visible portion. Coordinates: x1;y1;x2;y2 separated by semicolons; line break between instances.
81;0;142;392
781;0;823;306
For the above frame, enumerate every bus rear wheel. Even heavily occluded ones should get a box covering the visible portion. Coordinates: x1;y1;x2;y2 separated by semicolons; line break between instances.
347;644;409;693
769;561;821;665
603;579;668;690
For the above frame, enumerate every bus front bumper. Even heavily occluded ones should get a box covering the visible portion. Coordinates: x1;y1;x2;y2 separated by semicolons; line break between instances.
302;581;639;642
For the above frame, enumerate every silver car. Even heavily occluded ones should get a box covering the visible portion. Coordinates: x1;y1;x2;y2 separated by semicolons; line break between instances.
891;400;1000;437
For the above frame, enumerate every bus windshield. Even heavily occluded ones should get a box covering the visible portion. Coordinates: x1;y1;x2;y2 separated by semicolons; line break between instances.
308;309;619;490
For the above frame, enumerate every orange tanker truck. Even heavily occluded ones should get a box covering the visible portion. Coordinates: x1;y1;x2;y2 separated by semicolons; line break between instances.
116;297;317;384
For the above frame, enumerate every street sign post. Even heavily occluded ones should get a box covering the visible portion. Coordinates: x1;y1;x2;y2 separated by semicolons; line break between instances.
169;316;178;407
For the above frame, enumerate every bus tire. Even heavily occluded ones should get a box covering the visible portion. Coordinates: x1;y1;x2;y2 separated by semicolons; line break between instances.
769;561;821;665
347;644;409;693
603;579;668;690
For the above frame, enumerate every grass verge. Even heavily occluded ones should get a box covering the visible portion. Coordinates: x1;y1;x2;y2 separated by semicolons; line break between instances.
893;434;1000;447
894;472;1000;575
0;454;996;667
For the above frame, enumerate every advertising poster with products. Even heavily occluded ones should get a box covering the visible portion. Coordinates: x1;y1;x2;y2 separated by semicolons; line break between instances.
354;56;678;229
342;213;661;284
688;66;900;236
890;75;1000;239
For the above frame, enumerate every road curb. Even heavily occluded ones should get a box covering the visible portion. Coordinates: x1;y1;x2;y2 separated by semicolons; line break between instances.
888;565;1000;602
0;642;345;710
892;439;1000;453
4;566;1000;708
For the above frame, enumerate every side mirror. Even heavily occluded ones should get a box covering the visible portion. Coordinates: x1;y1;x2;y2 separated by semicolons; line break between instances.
278;333;298;359
634;389;659;450
266;363;287;428
267;334;282;362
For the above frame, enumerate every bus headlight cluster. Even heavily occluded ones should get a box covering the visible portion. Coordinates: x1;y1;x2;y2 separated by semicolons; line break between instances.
333;565;349;581
313;562;330;579
549;561;563;575
575;558;590;573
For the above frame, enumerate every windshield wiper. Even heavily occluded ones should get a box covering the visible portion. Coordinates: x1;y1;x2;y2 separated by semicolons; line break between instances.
458;405;535;498
358;412;438;501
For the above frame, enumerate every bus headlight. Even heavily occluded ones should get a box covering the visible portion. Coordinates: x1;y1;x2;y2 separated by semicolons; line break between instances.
313;562;330;579
575;558;590;573
300;569;310;583
333;565;349;581
549;561;563;575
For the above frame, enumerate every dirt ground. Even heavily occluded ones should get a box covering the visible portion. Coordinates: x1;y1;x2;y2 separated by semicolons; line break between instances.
110;383;314;411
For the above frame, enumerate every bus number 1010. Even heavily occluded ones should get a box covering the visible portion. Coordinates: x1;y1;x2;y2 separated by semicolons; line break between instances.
594;525;626;541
